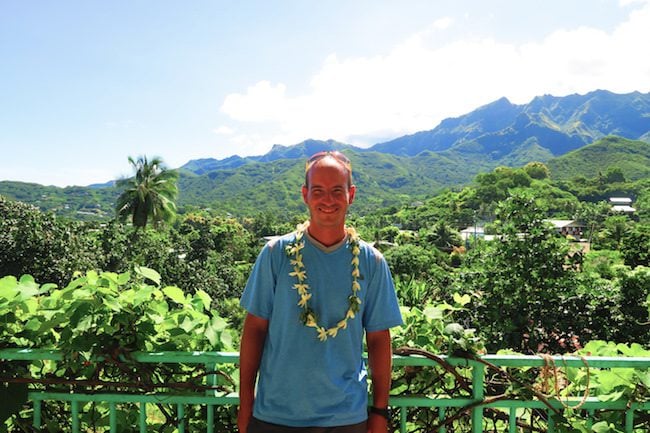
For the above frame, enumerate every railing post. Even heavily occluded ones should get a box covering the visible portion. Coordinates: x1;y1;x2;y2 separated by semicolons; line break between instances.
177;403;185;433
205;361;216;433
139;402;147;433
625;407;634;433
71;400;80;433
508;407;517;433
33;398;41;429
471;360;485;433
109;402;117;433
438;407;446;433
399;406;407;433
548;409;555;432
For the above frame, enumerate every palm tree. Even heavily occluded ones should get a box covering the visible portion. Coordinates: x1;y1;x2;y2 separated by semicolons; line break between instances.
115;156;179;229
425;221;462;252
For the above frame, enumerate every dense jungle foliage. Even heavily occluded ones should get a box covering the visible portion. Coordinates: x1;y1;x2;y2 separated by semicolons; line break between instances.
2;163;650;432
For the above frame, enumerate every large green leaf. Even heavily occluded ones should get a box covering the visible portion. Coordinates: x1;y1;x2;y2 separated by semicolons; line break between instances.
15;275;40;301
193;289;212;311
162;286;187;305
423;305;443;320
135;266;161;286
0;276;19;301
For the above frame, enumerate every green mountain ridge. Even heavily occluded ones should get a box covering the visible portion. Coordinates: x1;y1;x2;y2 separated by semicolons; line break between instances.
1;89;649;219
372;89;650;159
547;136;650;181
1;136;648;220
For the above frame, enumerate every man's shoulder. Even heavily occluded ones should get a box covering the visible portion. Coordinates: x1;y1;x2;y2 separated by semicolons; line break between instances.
264;231;298;251
357;238;385;263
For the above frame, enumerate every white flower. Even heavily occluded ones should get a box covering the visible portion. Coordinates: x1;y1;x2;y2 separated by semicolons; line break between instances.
287;221;362;342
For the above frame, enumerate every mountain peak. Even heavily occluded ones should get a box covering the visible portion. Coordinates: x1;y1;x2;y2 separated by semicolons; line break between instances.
370;90;649;157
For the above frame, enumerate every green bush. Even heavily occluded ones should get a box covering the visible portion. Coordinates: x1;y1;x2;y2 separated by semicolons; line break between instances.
0;268;236;432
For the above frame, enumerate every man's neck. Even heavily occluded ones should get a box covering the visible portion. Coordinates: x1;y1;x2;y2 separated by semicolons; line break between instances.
307;224;347;247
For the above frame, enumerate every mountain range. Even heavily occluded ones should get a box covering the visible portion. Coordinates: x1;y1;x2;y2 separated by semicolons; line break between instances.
181;89;650;172
1;89;649;219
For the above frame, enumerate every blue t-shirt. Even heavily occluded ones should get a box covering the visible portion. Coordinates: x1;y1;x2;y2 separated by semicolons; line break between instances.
240;231;403;427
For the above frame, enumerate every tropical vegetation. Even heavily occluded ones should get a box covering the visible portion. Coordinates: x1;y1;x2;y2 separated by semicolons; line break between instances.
2;152;650;431
115;156;179;229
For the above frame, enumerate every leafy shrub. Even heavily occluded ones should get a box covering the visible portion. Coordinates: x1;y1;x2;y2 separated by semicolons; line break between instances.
384;244;440;280
0;196;100;286
1;268;235;432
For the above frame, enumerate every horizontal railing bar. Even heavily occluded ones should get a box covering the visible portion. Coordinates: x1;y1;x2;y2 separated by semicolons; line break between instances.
391;354;650;369
5;348;649;433
389;396;650;410
0;348;239;364
0;348;64;361
4;349;650;369
29;391;240;405
27;391;650;413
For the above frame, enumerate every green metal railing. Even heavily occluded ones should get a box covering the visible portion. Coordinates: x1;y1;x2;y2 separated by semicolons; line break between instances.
2;348;650;432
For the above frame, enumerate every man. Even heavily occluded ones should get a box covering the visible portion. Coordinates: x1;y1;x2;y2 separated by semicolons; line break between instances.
238;151;403;433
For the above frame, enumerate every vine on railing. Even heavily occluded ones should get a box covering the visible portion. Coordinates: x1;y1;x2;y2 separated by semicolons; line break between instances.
391;298;650;433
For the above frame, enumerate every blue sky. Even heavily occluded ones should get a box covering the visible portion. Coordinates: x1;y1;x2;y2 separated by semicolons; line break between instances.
1;0;649;186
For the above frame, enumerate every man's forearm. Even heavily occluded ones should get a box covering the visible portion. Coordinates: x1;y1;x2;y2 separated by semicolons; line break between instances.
239;314;269;408
367;329;393;407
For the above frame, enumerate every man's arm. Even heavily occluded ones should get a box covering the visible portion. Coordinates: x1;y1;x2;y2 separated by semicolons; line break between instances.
366;329;393;433
238;313;269;433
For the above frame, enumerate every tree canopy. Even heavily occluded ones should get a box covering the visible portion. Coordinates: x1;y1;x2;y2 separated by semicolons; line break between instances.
115;156;179;229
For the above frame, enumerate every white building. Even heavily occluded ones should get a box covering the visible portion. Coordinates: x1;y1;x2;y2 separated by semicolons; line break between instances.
609;197;636;213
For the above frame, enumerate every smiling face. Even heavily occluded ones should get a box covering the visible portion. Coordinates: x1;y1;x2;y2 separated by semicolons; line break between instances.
302;156;356;243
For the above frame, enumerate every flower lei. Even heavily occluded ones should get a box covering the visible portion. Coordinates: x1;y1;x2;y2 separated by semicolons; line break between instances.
285;221;362;341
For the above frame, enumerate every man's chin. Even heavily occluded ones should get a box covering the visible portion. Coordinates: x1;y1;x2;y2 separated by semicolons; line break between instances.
312;213;343;226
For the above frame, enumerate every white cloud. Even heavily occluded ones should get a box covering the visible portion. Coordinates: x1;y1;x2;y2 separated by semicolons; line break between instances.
220;81;289;122
432;16;453;30
213;125;234;135
619;0;649;6
219;2;650;154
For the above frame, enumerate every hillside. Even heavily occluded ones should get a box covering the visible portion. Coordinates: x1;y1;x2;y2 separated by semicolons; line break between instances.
0;181;118;220
547;136;650;181
176;150;462;216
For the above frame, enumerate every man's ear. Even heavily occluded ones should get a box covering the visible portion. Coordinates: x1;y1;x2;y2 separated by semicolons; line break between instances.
302;184;309;204
348;185;356;204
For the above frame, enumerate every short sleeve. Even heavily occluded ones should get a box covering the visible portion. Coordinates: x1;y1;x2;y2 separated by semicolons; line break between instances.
362;251;403;332
240;242;278;319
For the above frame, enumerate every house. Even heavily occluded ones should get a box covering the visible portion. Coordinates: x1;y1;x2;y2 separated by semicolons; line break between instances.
547;220;585;239
460;226;485;241
460;226;496;242
609;197;636;213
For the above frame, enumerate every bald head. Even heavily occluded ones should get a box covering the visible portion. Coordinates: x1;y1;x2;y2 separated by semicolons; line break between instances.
304;154;353;188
